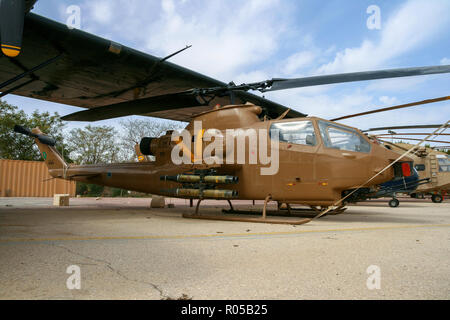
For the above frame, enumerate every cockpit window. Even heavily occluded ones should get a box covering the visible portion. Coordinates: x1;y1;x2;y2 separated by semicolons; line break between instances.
415;164;426;171
437;155;450;172
270;121;317;146
318;121;371;153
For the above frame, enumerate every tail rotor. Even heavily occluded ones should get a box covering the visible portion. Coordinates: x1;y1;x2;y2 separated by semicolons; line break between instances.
14;124;57;146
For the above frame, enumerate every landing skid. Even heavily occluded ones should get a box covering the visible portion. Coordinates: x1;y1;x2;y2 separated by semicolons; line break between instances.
222;208;318;218
182;197;346;225
309;205;348;215
182;213;311;225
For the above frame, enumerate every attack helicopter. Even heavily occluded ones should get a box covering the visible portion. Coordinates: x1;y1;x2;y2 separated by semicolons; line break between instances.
3;1;450;224
320;99;450;208
356;122;450;205
373;140;449;204
13;110;448;225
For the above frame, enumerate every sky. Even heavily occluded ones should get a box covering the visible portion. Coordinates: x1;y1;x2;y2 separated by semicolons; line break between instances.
2;0;450;146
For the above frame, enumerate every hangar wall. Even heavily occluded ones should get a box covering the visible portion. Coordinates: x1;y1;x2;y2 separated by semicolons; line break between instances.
0;159;75;197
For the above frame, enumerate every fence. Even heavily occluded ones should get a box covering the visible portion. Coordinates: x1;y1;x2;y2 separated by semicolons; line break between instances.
0;159;75;197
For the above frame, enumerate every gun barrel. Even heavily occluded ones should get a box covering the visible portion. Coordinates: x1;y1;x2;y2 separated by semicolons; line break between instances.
160;175;238;184
203;176;239;184
161;188;238;199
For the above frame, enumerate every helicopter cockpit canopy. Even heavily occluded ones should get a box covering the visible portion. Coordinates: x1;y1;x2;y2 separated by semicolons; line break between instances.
270;121;317;146
318;121;371;153
437;155;450;172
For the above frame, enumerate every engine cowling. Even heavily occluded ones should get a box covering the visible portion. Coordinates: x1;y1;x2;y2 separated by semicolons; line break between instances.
139;137;157;156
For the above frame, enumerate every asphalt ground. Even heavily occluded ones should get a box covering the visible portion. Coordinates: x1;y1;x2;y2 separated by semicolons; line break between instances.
0;197;449;300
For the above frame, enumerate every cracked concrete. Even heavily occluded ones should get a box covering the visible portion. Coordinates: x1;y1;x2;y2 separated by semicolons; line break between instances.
46;243;169;299
0;197;449;299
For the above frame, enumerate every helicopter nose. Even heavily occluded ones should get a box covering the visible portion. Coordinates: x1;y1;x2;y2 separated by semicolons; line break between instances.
403;171;420;191
378;161;420;194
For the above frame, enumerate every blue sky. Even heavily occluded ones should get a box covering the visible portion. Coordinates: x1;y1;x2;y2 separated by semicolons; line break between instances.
2;0;450;145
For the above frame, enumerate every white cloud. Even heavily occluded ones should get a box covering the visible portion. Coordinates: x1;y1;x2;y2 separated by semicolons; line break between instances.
233;70;271;85
143;0;288;80
441;57;450;65
79;0;291;81
379;96;399;106
161;0;175;14
86;0;113;24
365;76;428;93
317;0;450;74
282;51;316;75
265;89;374;120
263;0;450;133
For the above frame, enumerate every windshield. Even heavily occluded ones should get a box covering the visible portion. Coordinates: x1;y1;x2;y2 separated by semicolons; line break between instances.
270;121;317;146
318;121;371;153
437;155;450;172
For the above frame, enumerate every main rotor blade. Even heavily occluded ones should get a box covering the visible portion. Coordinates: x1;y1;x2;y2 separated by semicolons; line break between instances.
262;65;450;92
377;139;410;152
61;91;206;122
0;0;25;57
379;139;450;150
385;137;449;144
331;96;450;121
363;124;449;132
375;133;450;137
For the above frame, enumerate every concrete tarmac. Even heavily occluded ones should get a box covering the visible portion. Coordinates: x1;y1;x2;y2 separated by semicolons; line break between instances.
0;197;449;300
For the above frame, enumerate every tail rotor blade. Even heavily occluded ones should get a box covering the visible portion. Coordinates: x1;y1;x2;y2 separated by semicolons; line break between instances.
37;135;56;146
0;0;25;57
13;124;33;136
13;124;57;146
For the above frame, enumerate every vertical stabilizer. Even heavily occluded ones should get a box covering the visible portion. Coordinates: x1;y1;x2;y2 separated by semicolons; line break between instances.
31;128;67;171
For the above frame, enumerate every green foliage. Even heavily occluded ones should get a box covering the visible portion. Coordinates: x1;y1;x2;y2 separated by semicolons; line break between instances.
111;187;126;197
1;101;186;165
76;182;104;197
0;101;69;161
75;182;145;198
67;125;120;164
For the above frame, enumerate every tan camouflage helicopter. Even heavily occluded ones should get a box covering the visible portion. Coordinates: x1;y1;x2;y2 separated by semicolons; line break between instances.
372;139;449;203
13;110;449;225
3;1;450;224
330;100;450;207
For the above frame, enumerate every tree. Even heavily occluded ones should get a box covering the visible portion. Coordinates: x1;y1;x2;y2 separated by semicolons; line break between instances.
0;100;68;161
119;118;185;161
67;125;121;164
436;148;450;155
